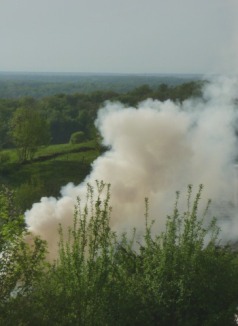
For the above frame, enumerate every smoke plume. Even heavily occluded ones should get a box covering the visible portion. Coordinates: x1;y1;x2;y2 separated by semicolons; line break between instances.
25;76;238;257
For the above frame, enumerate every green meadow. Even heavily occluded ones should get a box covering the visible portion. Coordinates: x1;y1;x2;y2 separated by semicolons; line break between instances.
0;140;100;210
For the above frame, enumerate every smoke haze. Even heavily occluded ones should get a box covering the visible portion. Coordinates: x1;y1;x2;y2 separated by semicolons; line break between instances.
25;77;238;256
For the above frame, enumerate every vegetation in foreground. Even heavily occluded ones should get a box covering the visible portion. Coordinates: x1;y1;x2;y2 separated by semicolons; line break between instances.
0;183;238;325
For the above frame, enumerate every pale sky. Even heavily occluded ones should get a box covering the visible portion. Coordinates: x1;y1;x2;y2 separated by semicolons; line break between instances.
0;0;238;74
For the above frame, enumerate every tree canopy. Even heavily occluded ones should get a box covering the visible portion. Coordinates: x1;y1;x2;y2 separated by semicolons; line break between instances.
10;106;50;162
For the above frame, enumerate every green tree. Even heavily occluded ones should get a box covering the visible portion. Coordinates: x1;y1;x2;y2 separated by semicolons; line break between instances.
10;107;50;162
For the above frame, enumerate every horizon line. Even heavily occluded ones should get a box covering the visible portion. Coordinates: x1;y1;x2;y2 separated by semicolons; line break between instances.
0;70;205;77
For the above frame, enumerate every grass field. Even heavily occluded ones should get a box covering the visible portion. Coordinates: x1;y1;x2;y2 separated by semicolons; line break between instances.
0;140;100;211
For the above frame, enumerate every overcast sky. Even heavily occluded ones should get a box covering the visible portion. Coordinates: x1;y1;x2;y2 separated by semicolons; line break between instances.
0;0;238;74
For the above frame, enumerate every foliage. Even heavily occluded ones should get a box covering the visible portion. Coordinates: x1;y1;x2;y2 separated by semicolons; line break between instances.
0;151;10;164
0;73;202;99
0;185;47;324
0;100;17;149
0;185;24;251
10;106;50;162
0;140;99;211
1;183;238;325
69;131;86;144
15;176;46;212
0;80;205;146
0;235;48;325
139;185;238;325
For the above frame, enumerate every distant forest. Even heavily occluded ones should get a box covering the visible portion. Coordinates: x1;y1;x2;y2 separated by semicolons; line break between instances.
0;74;205;211
0;72;202;98
0;74;204;149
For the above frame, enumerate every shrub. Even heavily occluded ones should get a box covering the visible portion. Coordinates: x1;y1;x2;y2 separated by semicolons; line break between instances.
69;131;86;144
0;185;47;325
0;152;10;164
15;176;45;211
2;183;238;325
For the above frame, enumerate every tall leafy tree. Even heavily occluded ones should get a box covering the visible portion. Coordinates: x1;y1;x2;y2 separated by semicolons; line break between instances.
10;106;50;162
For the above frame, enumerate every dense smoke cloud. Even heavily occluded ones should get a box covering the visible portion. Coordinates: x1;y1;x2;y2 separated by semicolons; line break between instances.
25;77;238;257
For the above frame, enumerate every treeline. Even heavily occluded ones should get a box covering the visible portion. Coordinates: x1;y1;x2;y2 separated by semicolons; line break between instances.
0;80;204;149
0;73;202;98
0;80;204;211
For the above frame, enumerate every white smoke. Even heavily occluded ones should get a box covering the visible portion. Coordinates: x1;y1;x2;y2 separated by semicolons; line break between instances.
25;76;238;256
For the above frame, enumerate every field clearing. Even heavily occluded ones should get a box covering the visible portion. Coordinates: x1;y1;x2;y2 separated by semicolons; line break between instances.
0;140;100;210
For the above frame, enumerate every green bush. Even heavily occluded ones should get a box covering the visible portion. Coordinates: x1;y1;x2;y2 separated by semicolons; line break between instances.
0;152;10;164
1;183;238;325
0;185;47;325
15;176;45;211
69;131;86;144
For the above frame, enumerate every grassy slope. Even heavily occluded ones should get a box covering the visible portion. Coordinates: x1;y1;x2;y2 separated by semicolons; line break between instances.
0;140;100;210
